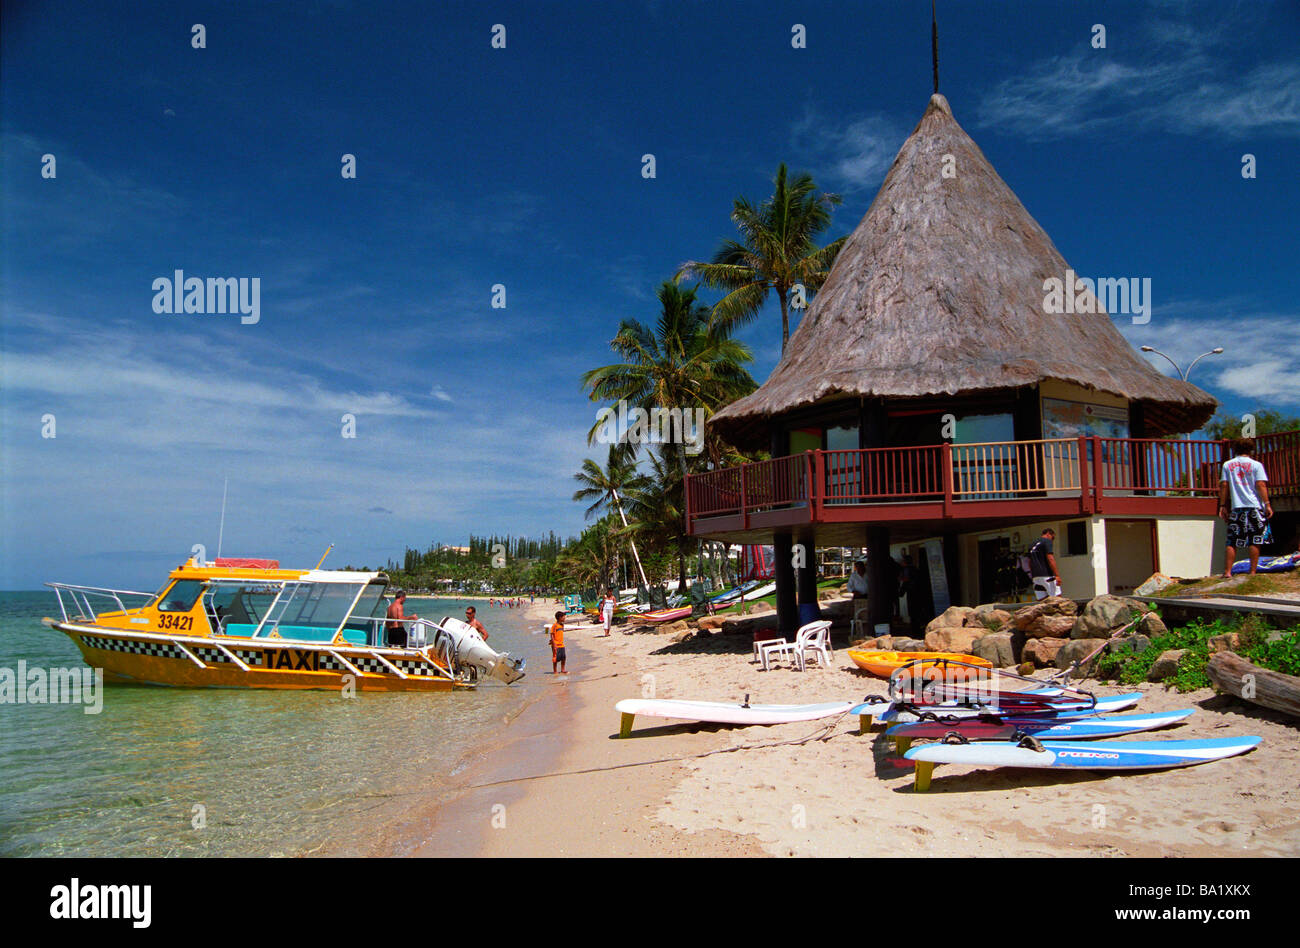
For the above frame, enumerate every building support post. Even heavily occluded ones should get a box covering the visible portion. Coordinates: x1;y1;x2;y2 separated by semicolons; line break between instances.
774;531;797;639
867;525;892;631
796;530;819;621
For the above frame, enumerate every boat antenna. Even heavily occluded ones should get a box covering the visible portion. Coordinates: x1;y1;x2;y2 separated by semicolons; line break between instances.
931;0;940;94
314;544;334;570
217;476;229;560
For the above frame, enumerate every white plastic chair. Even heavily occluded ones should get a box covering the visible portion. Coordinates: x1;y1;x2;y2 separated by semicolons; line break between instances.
797;621;834;669
759;620;831;671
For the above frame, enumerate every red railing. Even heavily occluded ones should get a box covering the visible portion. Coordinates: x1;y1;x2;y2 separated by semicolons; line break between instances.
1098;438;1223;495
686;432;1300;531
1259;430;1300;497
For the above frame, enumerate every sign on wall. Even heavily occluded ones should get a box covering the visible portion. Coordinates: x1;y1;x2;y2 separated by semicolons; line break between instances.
922;538;950;614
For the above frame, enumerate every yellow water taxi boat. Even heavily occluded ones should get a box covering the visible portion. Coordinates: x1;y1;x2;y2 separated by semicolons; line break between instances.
44;558;525;692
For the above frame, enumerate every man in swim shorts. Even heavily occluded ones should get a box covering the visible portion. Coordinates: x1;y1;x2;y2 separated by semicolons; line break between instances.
1220;437;1272;576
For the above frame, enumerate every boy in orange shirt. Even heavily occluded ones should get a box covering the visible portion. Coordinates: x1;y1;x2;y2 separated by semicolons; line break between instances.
548;610;567;674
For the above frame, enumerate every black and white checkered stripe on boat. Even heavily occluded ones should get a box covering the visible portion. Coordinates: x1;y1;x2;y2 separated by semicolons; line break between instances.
317;653;440;676
80;634;184;660
192;646;261;665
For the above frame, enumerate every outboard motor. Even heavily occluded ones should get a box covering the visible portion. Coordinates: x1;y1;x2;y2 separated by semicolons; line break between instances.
433;616;526;684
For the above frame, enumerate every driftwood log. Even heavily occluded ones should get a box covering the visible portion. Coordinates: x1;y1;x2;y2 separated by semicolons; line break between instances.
1206;651;1300;720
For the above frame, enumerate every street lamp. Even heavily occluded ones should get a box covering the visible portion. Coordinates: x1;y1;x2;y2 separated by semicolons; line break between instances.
1140;345;1224;382
1140;345;1224;447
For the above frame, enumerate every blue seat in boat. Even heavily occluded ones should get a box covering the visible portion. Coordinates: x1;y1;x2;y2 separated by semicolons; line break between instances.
221;622;367;645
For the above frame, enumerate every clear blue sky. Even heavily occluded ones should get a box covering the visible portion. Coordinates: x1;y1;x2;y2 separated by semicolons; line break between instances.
3;0;1298;589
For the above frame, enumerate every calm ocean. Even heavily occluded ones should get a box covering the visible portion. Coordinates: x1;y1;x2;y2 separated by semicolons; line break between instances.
0;591;550;856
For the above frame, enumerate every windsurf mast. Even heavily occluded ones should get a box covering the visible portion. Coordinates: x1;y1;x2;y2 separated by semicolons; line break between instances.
217;477;229;559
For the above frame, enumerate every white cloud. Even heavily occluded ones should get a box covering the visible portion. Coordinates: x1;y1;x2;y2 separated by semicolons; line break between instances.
977;12;1300;141
791;108;906;193
1118;308;1300;407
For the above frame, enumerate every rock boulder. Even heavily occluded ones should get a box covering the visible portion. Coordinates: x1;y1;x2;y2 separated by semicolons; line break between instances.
1021;637;1068;667
1148;649;1189;682
922;627;985;654
1071;594;1147;639
1054;638;1110;677
926;606;976;637
971;631;1017;668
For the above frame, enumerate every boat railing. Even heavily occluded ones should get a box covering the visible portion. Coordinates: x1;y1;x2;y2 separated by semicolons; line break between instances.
46;582;157;624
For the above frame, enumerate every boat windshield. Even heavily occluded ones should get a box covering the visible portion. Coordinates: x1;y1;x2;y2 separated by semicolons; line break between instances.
158;580;204;613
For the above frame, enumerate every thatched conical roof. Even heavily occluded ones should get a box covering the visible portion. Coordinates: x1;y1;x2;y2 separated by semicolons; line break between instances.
711;94;1216;444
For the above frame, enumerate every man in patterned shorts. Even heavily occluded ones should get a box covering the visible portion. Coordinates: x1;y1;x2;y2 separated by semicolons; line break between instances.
1219;437;1273;577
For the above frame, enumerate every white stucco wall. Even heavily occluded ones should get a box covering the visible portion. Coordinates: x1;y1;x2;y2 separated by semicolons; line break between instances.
1156;517;1223;578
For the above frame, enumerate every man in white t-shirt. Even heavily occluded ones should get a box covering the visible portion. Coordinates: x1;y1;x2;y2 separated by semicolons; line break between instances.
1219;438;1273;577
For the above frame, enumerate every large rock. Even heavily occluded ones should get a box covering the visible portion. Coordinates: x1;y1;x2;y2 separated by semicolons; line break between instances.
926;606;975;636
1013;596;1077;633
1134;572;1179;597
659;619;690;636
718;610;779;636
1208;632;1240;654
922;626;985;654
1106;633;1152;656
1148;649;1189;681
1071;595;1148;639
1022;637;1068;667
971;631;1017;668
696;615;726;631
894;637;926;652
1137;612;1167;637
1023;614;1077;639
966;608;1013;630
670;628;694;644
1055;638;1111;677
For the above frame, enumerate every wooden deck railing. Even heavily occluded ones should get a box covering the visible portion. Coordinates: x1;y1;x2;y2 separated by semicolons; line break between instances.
685;431;1300;531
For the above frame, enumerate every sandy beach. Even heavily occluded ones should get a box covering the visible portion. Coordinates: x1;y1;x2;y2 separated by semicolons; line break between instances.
391;599;1300;858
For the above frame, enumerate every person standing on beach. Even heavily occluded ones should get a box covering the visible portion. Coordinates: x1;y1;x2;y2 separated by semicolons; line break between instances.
1028;528;1062;600
464;605;488;642
601;589;616;637
1220;437;1272;576
848;558;869;597
385;590;417;647
548;610;567;674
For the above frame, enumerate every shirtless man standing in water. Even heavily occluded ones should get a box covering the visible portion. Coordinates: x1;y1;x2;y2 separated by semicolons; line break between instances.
464;605;488;641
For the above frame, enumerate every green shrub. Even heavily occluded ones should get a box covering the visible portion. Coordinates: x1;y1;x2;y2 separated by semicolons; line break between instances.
1092;614;1299;692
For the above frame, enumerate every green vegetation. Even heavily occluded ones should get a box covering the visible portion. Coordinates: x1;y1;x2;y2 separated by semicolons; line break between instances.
1094;612;1300;692
676;163;847;354
1202;408;1300;440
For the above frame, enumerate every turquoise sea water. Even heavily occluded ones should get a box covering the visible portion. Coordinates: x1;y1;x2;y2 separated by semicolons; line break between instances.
0;592;550;856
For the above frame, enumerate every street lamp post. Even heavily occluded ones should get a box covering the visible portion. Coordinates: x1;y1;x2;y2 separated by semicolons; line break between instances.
1140;345;1224;384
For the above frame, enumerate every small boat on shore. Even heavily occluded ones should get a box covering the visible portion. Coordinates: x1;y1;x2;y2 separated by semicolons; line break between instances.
44;558;525;691
847;649;992;679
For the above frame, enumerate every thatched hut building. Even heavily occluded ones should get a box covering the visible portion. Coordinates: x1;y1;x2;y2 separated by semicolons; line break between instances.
686;94;1257;635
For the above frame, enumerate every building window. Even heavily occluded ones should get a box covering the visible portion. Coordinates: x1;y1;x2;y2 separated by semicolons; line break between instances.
1066;521;1087;556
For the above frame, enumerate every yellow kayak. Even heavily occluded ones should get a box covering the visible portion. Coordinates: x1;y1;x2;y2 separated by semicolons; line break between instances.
847;650;992;680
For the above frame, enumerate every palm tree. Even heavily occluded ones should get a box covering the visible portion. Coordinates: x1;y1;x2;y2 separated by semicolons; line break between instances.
677;163;846;353
573;443;651;588
582;280;755;481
